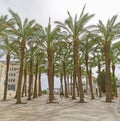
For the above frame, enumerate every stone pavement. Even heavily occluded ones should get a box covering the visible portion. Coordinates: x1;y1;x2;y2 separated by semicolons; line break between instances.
0;95;120;121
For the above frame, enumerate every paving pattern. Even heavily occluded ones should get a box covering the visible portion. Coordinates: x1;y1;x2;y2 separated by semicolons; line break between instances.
0;95;120;121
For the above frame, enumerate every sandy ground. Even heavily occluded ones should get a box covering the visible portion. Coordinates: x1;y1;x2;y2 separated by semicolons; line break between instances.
0;95;120;121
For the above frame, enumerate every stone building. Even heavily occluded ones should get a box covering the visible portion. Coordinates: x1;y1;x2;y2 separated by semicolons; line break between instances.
0;61;6;96
0;61;19;96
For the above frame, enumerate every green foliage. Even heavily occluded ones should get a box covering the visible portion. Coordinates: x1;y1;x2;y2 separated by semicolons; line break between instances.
112;91;115;96
97;69;118;94
97;70;106;93
42;89;47;94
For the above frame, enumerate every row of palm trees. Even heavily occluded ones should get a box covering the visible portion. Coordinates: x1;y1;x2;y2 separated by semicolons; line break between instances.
0;6;120;104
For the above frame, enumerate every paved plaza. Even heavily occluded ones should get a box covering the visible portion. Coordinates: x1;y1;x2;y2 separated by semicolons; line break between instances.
0;95;120;121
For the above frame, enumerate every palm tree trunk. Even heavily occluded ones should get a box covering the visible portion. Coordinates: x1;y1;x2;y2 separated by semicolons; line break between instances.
89;68;95;99
24;69;27;96
72;39;79;100
67;76;70;95
60;73;64;94
28;58;33;100
47;47;54;103
33;62;38;98
85;53;95;99
63;61;68;97
104;45;112;102
76;79;79;97
72;73;76;99
3;54;10;101
52;64;54;100
70;75;73;95
16;39;25;104
98;64;102;98
78;64;84;103
38;72;42;96
21;69;27;97
112;64;117;98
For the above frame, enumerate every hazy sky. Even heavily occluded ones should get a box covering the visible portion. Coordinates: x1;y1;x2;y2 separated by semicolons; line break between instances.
1;0;120;88
0;0;120;27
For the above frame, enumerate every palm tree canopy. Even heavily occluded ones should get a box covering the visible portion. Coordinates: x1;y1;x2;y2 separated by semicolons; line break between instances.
55;5;94;40
38;18;60;49
7;9;38;39
96;15;120;45
0;37;14;55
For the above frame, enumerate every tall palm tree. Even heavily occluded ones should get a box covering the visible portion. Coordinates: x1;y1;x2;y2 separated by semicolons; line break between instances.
8;9;38;103
0;15;11;37
38;19;60;103
0;38;14;100
25;43;38;100
21;64;28;97
93;48;104;97
34;51;46;97
110;44;120;98
0;15;14;101
55;5;94;102
95;15;120;102
54;58;64;95
55;41;72;98
80;33;97;99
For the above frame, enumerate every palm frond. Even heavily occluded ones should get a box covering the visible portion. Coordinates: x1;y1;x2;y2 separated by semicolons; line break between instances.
55;21;72;34
8;8;22;31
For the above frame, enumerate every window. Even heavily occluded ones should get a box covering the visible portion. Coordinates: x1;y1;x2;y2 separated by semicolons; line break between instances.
8;85;11;90
12;85;15;90
13;79;15;82
8;84;15;91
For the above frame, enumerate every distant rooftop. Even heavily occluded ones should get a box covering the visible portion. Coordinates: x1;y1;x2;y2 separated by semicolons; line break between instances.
0;60;19;65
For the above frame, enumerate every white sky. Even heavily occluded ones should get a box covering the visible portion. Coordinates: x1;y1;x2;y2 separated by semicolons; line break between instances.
1;0;120;88
0;0;120;27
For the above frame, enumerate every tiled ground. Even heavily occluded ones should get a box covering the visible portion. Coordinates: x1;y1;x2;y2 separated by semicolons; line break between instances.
0;95;120;121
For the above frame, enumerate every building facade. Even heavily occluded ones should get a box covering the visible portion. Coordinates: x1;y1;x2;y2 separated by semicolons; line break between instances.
0;62;6;96
8;62;19;91
0;61;19;96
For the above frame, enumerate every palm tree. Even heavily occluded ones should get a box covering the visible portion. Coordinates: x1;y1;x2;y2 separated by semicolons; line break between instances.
54;58;64;95
95;15;120;102
38;18;60;103
80;33;97;99
55;5;94;102
0;38;14;100
93;48;104;97
35;51;46;97
8;9;38;103
25;43;38;100
0;15;11;37
21;66;28;97
0;15;14;101
21;54;30;97
110;44;120;98
55;41;72;98
32;47;45;98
